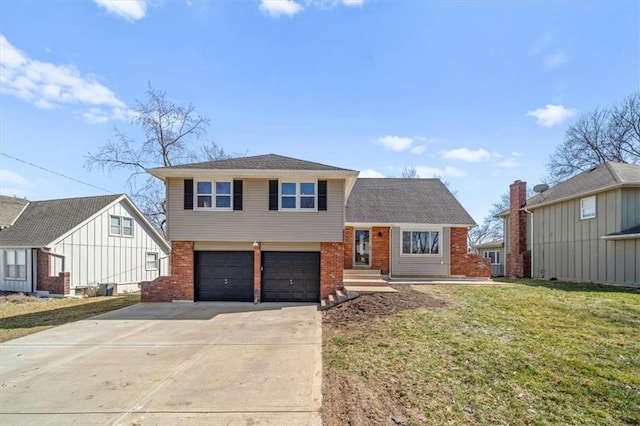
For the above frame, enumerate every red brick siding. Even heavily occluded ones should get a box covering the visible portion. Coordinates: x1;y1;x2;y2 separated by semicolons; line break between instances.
343;226;354;269
450;228;491;278
371;226;390;274
36;249;70;295
321;242;344;299
141;241;194;302
507;181;531;278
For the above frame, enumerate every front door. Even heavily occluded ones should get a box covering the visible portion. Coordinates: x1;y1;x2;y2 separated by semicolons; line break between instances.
354;229;370;267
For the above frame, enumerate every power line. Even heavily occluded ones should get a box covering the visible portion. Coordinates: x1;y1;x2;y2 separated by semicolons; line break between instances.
1;152;116;194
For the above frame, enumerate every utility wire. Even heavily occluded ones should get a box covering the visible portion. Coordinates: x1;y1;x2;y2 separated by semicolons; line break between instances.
1;152;116;194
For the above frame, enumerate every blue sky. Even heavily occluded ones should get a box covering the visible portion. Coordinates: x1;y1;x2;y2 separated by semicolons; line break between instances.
1;0;638;224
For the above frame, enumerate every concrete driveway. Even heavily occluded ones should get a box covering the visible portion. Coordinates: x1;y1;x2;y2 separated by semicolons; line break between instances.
0;302;322;425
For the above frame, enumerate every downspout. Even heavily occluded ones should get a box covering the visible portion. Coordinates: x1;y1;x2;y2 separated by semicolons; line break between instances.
388;227;393;280
524;207;534;278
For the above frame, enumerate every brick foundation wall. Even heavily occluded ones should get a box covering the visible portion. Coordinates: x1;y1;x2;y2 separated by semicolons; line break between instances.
450;228;491;278
507;181;531;278
36;249;70;295
371;227;390;274
321;242;344;299
343;226;354;269
141;241;194;302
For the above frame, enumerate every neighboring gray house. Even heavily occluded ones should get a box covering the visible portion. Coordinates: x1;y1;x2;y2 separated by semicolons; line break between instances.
475;239;504;277
502;162;640;286
344;178;490;278
0;194;170;295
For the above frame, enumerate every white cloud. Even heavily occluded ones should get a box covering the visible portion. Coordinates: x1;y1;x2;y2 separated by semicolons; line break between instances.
410;145;426;154
497;159;520;168
544;51;568;69
259;0;304;17
527;104;576;127
94;0;148;21
441;147;491;163
530;32;553;56
376;135;413;152
359;169;385;178
414;166;467;178
376;135;429;154
0;169;36;188
259;0;367;17
0;35;128;124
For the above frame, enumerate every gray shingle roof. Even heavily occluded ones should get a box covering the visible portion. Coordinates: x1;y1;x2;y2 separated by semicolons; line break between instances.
346;178;476;226
161;154;355;171
0;194;121;247
527;162;640;208
0;195;29;228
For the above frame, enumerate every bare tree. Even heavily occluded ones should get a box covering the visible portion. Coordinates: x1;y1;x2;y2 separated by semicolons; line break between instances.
401;166;419;178
547;92;640;184
86;84;237;232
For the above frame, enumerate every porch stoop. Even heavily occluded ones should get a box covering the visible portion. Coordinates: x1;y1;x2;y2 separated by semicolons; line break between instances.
320;269;397;310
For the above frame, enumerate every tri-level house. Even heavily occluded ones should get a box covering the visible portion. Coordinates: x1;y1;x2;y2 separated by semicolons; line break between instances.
143;154;490;303
143;154;359;303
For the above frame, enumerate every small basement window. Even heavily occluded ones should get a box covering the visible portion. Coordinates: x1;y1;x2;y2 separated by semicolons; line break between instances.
580;196;596;220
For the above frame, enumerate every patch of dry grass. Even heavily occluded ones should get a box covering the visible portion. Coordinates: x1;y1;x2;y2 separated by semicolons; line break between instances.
0;293;140;342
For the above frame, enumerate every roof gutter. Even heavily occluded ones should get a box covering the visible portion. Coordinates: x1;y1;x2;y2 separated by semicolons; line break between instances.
523;206;534;279
601;233;640;240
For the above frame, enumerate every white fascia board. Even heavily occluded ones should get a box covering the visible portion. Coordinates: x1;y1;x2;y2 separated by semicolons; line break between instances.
601;233;640;240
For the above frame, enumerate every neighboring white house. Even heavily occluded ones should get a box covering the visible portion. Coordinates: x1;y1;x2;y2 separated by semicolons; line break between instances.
0;194;170;296
475;239;504;277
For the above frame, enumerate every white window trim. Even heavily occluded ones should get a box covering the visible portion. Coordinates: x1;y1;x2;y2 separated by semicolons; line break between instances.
109;215;134;238
145;252;159;271
4;249;27;280
279;181;318;212
483;250;501;265
400;229;442;257
580;196;596;220
194;180;233;211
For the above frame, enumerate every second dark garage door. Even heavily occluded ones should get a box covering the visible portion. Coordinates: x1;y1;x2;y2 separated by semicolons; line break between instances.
262;252;320;302
195;251;254;302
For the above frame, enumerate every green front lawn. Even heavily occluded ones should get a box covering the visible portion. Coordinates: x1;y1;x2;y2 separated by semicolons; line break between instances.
0;293;140;342
323;280;640;425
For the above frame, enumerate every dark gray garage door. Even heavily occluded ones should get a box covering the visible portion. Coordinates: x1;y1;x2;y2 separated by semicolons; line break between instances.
195;251;254;302
262;252;320;302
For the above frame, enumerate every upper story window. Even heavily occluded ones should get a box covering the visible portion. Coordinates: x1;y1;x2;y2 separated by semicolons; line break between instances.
483;250;501;265
580;196;596;220
280;181;316;211
110;215;133;237
402;230;440;255
196;181;232;210
4;249;26;279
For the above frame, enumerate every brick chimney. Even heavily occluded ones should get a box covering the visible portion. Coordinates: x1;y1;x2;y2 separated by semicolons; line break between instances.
507;180;531;278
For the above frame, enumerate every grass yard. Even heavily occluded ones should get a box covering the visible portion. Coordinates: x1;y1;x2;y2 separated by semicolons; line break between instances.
322;280;640;425
0;293;140;342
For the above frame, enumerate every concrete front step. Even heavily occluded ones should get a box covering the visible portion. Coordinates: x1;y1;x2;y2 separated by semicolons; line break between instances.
344;269;382;276
320;289;359;310
343;285;398;294
343;279;390;287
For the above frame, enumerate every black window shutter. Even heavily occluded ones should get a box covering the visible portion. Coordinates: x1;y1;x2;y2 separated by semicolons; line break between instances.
233;180;243;211
318;180;327;211
269;180;279;210
184;179;194;210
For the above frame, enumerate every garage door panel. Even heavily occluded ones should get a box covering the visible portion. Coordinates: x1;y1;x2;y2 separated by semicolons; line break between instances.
196;251;254;302
262;252;320;302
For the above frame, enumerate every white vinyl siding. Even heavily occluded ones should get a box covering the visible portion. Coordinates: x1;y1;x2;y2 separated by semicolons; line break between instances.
49;200;169;294
166;178;344;242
